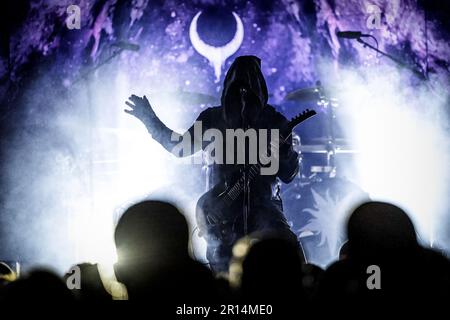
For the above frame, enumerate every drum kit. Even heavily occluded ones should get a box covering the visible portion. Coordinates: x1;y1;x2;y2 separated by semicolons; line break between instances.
281;81;369;267
284;81;359;172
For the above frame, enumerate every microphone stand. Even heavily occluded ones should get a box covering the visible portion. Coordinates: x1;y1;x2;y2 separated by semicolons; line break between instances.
240;88;249;236
72;47;124;85
356;37;427;81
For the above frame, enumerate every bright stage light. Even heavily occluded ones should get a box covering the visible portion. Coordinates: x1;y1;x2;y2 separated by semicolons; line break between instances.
329;65;450;246
66;63;209;269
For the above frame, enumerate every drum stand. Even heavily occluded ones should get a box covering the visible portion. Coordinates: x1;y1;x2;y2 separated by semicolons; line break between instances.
315;83;338;178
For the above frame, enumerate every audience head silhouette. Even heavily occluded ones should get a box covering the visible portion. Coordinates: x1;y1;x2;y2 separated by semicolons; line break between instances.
113;200;215;301
3;269;74;302
115;200;189;265
347;201;418;260
64;263;112;301
230;231;306;302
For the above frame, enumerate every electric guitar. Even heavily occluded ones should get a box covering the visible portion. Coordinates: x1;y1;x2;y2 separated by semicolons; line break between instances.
195;109;317;243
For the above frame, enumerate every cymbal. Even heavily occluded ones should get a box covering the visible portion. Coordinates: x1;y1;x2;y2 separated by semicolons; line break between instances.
307;137;351;144
284;87;321;102
298;144;359;154
284;85;338;103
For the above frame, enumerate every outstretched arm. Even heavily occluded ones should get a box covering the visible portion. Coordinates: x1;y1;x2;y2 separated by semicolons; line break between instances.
125;94;201;157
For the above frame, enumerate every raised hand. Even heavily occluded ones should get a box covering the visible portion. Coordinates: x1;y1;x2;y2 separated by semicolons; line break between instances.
124;94;157;124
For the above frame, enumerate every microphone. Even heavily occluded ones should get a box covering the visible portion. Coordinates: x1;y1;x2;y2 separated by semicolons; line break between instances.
112;41;140;51
336;31;370;39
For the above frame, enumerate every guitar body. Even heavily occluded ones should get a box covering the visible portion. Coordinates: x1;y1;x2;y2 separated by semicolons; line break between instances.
195;183;240;245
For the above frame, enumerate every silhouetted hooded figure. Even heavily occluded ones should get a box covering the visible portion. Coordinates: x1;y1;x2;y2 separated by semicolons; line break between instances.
126;56;299;272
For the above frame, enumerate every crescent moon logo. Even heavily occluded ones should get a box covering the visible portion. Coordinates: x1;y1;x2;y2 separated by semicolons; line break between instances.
189;11;244;82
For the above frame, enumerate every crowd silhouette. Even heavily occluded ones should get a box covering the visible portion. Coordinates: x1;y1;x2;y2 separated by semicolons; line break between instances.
0;199;449;311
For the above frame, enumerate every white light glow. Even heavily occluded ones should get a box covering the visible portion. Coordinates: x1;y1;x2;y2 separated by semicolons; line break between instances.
65;62;209;269
327;65;450;246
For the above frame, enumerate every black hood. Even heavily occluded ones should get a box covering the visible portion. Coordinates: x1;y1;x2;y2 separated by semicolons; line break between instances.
221;55;269;126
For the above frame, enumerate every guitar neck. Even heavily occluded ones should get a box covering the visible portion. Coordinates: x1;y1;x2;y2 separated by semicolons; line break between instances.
222;109;316;203
224;131;293;202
